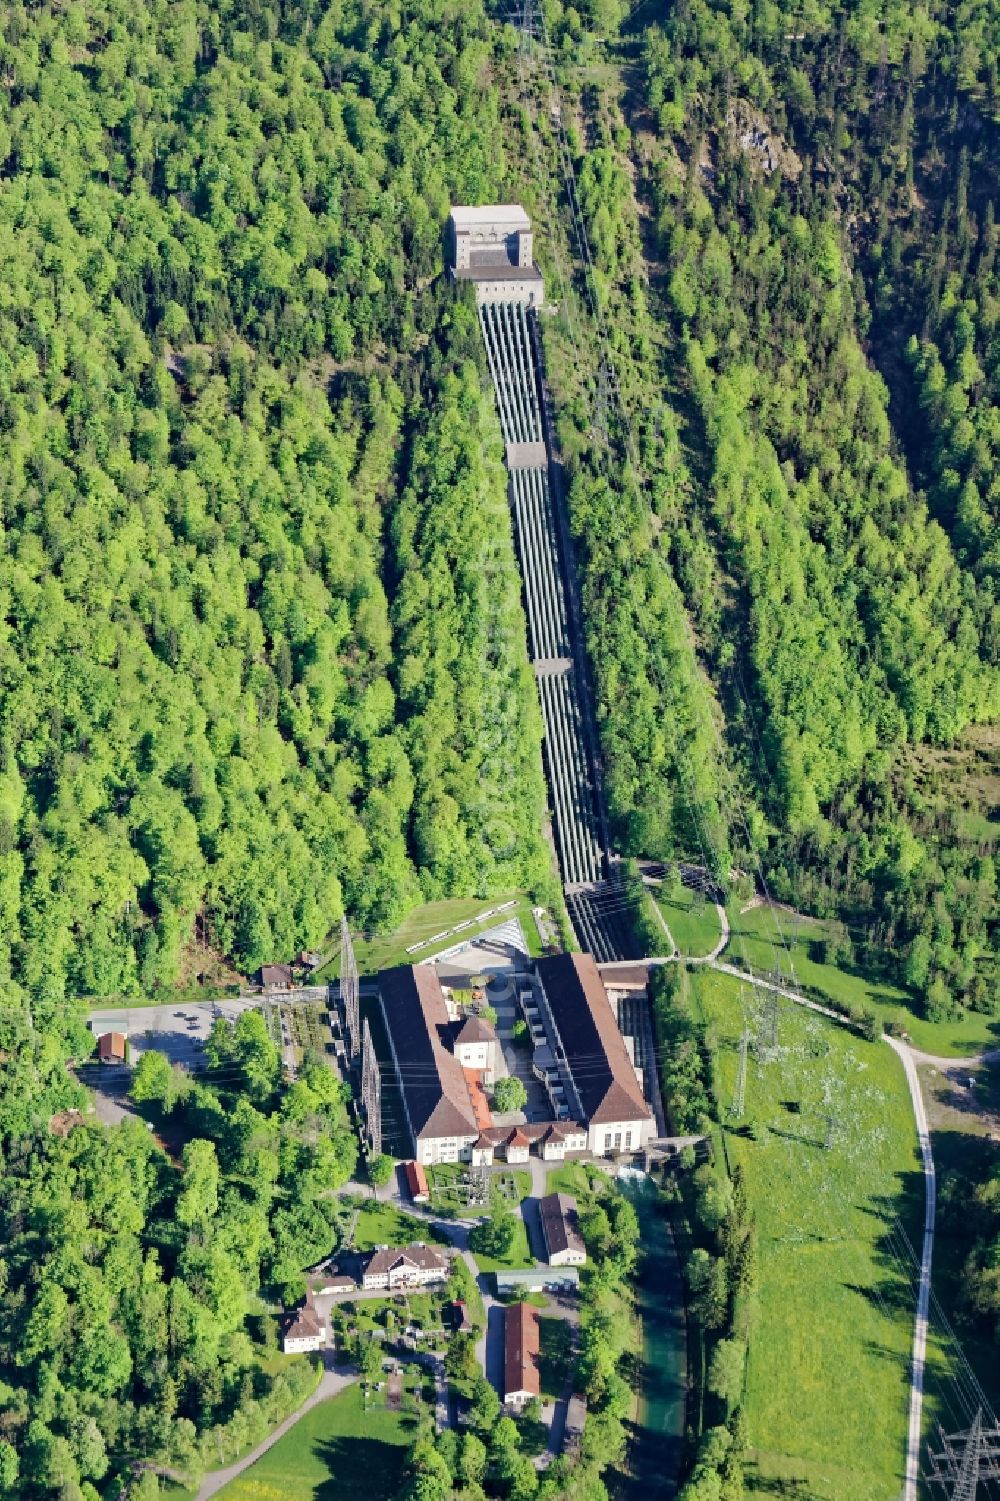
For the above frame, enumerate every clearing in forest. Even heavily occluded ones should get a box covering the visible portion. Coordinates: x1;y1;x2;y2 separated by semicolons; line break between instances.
693;968;921;1500
725;900;1000;1057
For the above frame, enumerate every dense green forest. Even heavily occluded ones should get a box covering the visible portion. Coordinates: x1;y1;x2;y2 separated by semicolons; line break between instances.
0;0;549;1017
0;4;550;1491
2;0;1000;1491
0;1020;357;1497
499;0;1000;1025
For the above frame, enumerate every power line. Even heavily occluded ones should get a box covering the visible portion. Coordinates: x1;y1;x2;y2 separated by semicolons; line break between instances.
507;0;798;989
927;1412;1000;1499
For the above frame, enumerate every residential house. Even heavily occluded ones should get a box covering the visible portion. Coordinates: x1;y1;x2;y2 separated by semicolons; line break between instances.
259;963;294;990
362;1244;449;1292
283;1297;325;1355
96;1032;127;1065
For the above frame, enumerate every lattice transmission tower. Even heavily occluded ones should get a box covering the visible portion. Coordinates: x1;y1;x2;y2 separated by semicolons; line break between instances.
927;1410;1000;1499
340;915;360;1066
757;987;780;1060
730;1025;750;1119
361;1018;382;1158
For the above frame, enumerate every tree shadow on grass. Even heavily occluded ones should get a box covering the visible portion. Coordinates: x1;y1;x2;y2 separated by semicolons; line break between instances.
743;1470;815;1499
766;1124;826;1150
314;1428;415;1501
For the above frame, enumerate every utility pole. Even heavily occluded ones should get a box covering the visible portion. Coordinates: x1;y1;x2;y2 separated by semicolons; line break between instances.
926;1410;1000;1498
361;1018;382;1158
340;915;360;1067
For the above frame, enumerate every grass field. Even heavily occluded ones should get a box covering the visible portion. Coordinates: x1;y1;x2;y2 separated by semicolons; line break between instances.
654;876;723;958
545;1161;598;1199
725;900;1000;1057
349;1202;447;1254
691;967;922;1500
216;1382;417;1501
320;893;546;978
470;1214;535;1275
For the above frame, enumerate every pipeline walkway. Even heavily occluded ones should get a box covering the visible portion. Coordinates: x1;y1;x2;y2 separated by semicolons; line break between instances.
478;298;633;960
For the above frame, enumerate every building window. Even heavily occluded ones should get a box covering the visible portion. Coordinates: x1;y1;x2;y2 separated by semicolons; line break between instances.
604;1132;612;1152
625;1130;632;1149
614;1132;622;1150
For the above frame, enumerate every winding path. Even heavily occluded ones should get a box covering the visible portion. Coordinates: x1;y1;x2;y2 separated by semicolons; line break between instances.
884;1037;936;1501
632;903;995;1495
195;1356;354;1500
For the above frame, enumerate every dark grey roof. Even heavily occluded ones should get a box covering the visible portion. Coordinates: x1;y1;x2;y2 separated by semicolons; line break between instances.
377;967;479;1142
453;264;543;283
539;1192;586;1261
535;953;651;1126
260;963;293;987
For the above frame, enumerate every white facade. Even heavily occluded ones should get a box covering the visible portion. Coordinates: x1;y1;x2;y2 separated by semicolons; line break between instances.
540;1127;587;1161
448;204;544;308
454;1036;498;1081
590;1118;650;1155
505;1387;535;1412
415;1130;477;1167
363;1260;448;1292
449;204;532;270
283;1329;324;1355
549;1243;587;1269
467;276;542;308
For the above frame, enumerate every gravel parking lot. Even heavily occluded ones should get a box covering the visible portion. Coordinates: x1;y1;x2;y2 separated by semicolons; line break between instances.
86;998;257;1070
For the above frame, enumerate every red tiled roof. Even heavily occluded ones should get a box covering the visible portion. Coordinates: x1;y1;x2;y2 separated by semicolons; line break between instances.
405;1161;429;1198
97;1032;126;1062
504;1302;540;1400
463;1069;493;1132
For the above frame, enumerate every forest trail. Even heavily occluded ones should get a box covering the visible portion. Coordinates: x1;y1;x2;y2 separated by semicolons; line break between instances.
195;1360;354;1500
906;1045;1000;1070
682;902;729;964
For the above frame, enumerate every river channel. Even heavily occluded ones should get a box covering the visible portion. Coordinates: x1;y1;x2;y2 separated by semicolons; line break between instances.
622;1176;687;1498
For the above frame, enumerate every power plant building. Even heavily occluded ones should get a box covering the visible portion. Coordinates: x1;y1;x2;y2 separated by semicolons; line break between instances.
447;205;544;307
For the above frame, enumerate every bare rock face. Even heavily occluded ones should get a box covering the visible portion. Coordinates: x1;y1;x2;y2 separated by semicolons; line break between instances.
726;98;802;180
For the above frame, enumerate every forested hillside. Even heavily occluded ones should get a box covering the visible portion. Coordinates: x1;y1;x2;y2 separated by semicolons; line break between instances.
0;4;552;1496
507;0;1000;1026
0;0;548;1018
